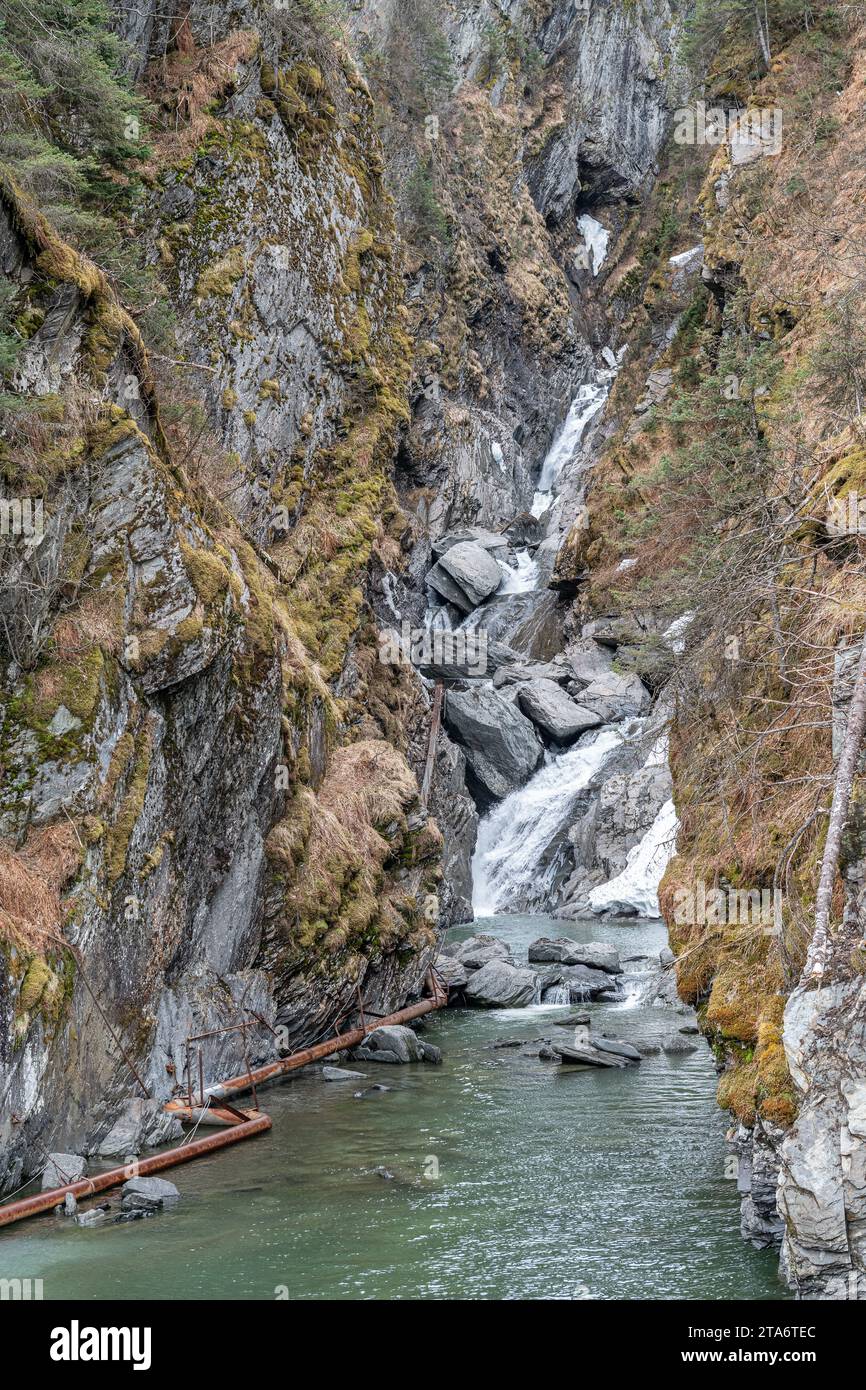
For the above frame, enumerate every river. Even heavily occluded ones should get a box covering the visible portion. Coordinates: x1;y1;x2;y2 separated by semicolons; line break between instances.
0;914;786;1300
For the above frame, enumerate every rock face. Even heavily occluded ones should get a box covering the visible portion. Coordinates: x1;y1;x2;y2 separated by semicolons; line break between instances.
777;977;866;1297
444;688;543;805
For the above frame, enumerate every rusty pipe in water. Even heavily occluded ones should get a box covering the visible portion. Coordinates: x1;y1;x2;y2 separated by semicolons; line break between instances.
0;1113;272;1230
205;974;448;1102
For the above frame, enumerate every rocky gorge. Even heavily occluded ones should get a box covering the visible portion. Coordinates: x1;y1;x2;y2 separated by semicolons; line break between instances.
1;0;865;1303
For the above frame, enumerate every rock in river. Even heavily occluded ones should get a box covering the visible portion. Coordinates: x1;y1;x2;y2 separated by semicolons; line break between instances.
427;540;503;612
517;679;603;743
464;959;540;1009
353;1024;441;1064
445;686;543;803
434;954;469;989
528;937;622;975
451;934;511;971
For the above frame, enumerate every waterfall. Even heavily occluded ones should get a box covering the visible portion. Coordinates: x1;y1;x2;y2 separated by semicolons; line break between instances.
497;549;540;594
531;377;612;518
472;726;626;916
587;797;679;919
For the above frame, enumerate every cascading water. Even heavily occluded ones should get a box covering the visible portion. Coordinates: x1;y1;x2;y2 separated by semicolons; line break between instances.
497;549;539;594
530;377;612;519
472;726;626;916
588;797;679;918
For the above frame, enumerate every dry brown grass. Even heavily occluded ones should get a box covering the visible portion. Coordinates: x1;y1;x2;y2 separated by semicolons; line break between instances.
0;824;81;953
141;30;260;176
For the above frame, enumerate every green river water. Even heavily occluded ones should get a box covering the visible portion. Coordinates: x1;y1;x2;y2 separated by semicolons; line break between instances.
0;914;787;1300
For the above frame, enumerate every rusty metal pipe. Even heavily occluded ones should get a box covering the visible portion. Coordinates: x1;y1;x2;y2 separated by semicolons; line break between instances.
205;976;447;1102
0;1114;272;1230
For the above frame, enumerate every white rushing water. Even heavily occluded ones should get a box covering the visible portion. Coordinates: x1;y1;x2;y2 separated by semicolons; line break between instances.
587;797;679;918
497;549;540;594
472;727;625;916
531;377;611;517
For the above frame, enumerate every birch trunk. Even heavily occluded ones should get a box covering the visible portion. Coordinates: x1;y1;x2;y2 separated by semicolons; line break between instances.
802;634;866;983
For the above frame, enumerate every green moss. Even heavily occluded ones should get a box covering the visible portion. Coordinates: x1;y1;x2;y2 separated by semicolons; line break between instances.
18;956;52;1012
181;542;231;606
105;726;153;884
195;245;245;300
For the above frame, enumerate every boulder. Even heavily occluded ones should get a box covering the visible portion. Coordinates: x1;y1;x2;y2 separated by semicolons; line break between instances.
120;1176;180;1212
432;527;510;559
578;671;650;722
517;679;603;743
451;934;511;971
528;936;583;964
563;641;615;687
464;959;540;1008
322;1065;367;1081
592;1036;642;1062
553;1044;627;1068
42;1153;87;1191
353;1024;430;1064
527;937;621;974
416;634;521;681
662;1033;699;1054
444;687;543;802
493;659;569;689
561;964;622;1001
434;954;469;989
428;541;502;612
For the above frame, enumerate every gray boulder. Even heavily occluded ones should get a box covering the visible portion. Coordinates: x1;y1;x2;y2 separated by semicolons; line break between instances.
452;934;511;970
42;1153;87;1191
493;659;570;689
434;954;469;989
445;687;543;802
464;959;540;1008
562;964;622;1001
353;1024;438;1064
517;679;603;743
662;1033;699;1054
593;1036;642;1062
322;1065;367;1081
553;1044;628;1068
578;671;650;722
432;527;510;559
528;937;621;974
428;541;502;612
120;1176;180;1212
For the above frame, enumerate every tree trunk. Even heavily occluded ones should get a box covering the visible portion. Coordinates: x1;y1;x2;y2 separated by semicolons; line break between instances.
754;1;772;68
801;634;866;984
